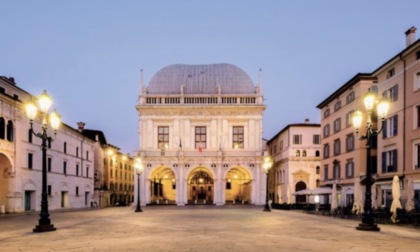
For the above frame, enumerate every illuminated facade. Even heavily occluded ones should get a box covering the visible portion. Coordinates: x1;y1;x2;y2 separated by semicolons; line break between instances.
136;63;266;205
266;120;321;204
0;76;94;213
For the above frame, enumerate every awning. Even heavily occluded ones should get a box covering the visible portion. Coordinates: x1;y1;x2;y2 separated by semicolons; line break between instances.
292;187;334;196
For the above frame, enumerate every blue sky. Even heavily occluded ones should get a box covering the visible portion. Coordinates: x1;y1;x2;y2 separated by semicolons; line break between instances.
1;0;419;154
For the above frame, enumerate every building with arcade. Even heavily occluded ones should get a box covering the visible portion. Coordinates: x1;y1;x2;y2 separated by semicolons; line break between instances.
136;63;267;206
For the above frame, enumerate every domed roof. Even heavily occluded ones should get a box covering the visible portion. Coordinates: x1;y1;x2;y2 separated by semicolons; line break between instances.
147;63;256;95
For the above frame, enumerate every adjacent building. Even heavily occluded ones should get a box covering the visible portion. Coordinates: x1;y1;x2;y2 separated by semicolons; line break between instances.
136;63;267;206
317;26;420;211
78;122;135;207
0;76;95;213
266;120;321;204
317;74;377;207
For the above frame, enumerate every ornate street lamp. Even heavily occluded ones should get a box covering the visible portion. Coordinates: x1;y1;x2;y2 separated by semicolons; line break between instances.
134;158;144;212
262;155;273;212
25;90;61;233
352;89;389;232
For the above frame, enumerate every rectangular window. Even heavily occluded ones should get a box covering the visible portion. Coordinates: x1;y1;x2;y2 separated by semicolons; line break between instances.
333;118;341;133
416;72;420;90
28;129;32;143
313;135;320;145
48;157;52;172
387;68;395;79
28;153;33;169
158;126;169;149
324;109;330;119
417;50;420;60
334;101;341;112
382;149;397;173
86;167;89;177
346;160;354;178
323;124;330;137
383;115;398;138
323;144;330;158
324;165;329;180
333;139;341;156
346;110;354;128
48;139;51;149
195;126;207;149
48;185;52;196
346;134;355;152
63;161;67;175
64;142;67;154
86;151;89;161
279;140;283;150
383;84;398;102
415;144;420;169
76;164;79;176
333;164;341;179
232;126;244;149
293;135;302;145
416;105;420;128
346;91;355;104
76;186;79;196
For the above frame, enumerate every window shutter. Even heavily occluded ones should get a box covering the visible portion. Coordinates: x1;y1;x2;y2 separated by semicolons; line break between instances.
393;85;398;102
382;152;386;173
382;120;387;139
393;115;398;136
392;149;398;172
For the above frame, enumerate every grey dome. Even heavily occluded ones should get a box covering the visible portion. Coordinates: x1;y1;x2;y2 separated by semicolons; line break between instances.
147;63;256;95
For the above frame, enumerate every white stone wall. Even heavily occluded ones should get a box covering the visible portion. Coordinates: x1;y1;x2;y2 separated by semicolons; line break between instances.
0;77;95;213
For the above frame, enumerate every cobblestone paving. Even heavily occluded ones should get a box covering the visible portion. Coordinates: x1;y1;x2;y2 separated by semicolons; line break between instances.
1;205;420;252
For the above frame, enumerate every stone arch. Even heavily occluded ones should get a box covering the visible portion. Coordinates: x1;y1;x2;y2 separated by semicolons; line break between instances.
295;181;307;203
148;165;177;204
223;166;253;204
0;153;13;211
187;166;214;204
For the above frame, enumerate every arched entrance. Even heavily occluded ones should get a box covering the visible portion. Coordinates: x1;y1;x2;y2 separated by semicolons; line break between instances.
187;167;214;204
295;181;307;203
149;166;176;204
224;166;252;204
0;153;12;212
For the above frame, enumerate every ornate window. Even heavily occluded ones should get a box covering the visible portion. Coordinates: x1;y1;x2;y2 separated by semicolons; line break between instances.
158;126;169;149
232;126;244;149
195;126;206;149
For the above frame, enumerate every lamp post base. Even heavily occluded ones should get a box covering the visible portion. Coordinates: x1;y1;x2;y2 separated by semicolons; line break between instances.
356;223;380;232
135;205;142;212
263;204;271;212
33;224;56;233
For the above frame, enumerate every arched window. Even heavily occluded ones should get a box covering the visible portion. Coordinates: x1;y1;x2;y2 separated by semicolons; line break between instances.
302;150;307;157
316;179;320;187
6;120;13;142
316;166;320;174
296;150;300;157
0;117;5;139
315;150;320;157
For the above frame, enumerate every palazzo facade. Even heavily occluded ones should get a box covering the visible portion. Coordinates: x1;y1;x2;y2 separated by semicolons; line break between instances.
136;63;266;206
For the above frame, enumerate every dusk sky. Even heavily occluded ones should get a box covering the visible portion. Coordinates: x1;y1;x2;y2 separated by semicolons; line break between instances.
1;1;419;154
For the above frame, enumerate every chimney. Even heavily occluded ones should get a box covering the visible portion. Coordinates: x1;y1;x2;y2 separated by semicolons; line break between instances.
77;122;85;132
405;26;417;47
304;118;310;124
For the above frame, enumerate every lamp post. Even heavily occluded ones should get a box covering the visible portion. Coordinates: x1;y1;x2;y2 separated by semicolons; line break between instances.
352;89;389;232
134;158;144;212
262;156;273;212
25;90;61;233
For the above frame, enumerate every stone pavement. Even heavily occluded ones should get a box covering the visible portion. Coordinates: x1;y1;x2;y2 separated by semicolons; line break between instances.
1;205;420;252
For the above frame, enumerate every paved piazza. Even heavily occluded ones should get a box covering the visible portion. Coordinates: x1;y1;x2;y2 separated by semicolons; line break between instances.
1;205;420;252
